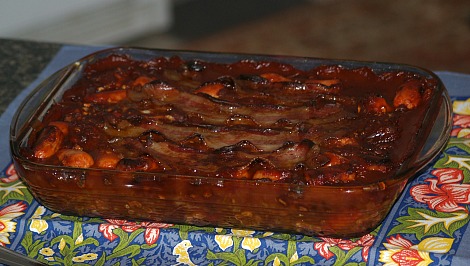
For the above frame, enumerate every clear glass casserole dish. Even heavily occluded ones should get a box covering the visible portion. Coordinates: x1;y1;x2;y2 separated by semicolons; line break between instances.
10;47;452;237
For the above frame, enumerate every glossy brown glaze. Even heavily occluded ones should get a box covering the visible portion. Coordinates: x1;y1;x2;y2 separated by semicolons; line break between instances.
24;54;437;186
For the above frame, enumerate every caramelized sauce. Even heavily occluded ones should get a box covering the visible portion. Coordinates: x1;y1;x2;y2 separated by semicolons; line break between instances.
24;54;437;186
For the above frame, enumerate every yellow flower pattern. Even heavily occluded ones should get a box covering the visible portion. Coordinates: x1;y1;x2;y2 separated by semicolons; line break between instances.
241;237;262;252
58;237;66;251
29;219;48;234
417;237;454;253
290;251;299;263
214;234;233;251
231;229;261;252
72;253;98;263
455;128;470;138
453;98;470;115
29;206;48;234
75;233;84;245
39;247;54;256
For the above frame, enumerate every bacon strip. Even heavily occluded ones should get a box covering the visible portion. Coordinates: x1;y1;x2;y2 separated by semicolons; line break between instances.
104;122;306;152
140;81;348;127
140;139;316;177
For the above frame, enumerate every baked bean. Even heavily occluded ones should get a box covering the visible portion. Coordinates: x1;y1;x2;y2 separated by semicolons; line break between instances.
56;149;94;168
393;81;422;109
32;125;64;159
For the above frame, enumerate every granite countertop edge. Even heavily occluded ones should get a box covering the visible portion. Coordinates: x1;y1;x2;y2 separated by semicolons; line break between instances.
0;38;62;114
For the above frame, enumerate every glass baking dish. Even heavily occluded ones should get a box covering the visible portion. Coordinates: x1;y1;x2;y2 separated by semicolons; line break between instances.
10;47;452;237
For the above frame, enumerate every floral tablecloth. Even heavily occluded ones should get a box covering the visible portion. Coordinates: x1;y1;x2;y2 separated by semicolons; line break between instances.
1;46;470;265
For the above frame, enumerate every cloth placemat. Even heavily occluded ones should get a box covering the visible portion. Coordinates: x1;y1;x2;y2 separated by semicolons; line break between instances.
1;45;470;265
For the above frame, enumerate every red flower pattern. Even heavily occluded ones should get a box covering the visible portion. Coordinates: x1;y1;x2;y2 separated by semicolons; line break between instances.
98;219;172;245
313;234;375;261
386;234;413;249
392;250;425;266
383;235;425;266
451;128;462;137
0;202;28;246
140;221;171;245
1;164;19;183
410;168;470;213
356;234;375;261
453;114;470;128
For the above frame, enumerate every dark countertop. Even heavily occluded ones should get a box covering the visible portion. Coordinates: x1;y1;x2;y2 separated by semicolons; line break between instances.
134;0;470;75
0;39;61;114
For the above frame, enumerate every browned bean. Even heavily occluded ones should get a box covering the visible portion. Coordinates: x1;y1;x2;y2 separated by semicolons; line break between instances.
32;126;64;159
393;81;422;109
56;149;94;168
92;150;121;169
